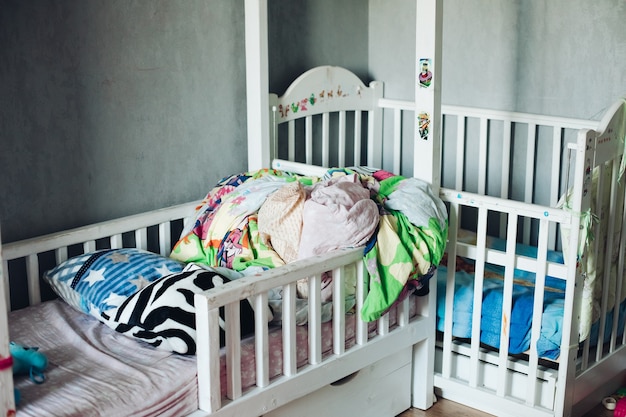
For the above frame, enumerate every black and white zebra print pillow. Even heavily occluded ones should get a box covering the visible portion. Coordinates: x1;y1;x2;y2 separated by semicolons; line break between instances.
99;267;257;355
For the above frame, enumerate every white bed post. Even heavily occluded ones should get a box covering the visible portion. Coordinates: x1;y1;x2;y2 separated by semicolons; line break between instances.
0;225;17;416
245;0;271;171
411;0;442;410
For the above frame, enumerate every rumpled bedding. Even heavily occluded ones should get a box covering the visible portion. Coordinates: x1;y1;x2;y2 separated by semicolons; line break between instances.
171;167;448;322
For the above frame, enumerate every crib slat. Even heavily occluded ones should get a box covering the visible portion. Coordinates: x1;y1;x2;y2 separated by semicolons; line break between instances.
526;218;550;406
110;233;122;249
322;113;330;167
255;292;270;387
469;207;488;388
308;273;322;365
548;127;562;250
26;254;41;306
398;295;410;327
225;302;242;400
523;124;537;245
617;185;626;348
2;259;9;312
55;247;68;265
393;108;402;175
478;117;488;195
332;265;346;355
135;228;148;251
159;222;170;256
304;116;312;165
496;213;518;397
599;161;619;355
282;282;297;376
499;121;512;238
338;110;346;167
594;165;607;361
356;259;368;345
194;294;221;412
378;313;390;336
353;111;362;165
441;201;460;379
287;120;296;161
84;240;96;253
455;116;465;190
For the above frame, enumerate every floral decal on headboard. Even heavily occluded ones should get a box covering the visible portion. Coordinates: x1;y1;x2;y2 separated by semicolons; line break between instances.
277;85;351;118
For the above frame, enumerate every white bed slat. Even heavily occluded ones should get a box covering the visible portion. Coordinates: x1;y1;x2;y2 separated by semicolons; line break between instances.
393;108;402;175
289;120;296;163
304;116;312;165
255;292;270;388
110;233;122;249
135;228;148;251
194;294;221;412
495;213;517;397
378;313;390;337
399;295;410;327
523;123;537;245
356;257;368;345
441;201;459;379
308;273;322;365
525;218;549;406
478;117;488;195
26;254;40;306
593;164;607;362
455;116;465;190
618;186;626;348
225;302;243;400
83;240;96;253
353;110;362;165
159;222;170;256
548;127;562;249
469;207;488;388
332;266;346;356
338;110;346;167
322;113;330;167
2;259;10;312
282;282;297;376
499;120;512;238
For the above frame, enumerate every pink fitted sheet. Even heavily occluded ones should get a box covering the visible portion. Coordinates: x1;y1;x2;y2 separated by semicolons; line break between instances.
9;300;198;417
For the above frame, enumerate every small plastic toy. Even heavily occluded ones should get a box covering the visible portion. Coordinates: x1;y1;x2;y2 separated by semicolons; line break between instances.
9;341;48;384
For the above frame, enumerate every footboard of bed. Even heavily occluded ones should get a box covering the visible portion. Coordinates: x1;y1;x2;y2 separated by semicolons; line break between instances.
192;247;435;417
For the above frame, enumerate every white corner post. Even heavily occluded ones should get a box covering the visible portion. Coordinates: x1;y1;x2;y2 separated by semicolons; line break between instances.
412;0;442;411
413;0;443;191
245;0;271;171
0;224;17;416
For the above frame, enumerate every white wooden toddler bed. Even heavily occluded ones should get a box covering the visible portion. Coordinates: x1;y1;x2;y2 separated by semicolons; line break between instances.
0;65;444;417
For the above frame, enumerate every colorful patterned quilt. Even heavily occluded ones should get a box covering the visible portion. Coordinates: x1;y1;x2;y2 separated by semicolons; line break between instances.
170;167;448;322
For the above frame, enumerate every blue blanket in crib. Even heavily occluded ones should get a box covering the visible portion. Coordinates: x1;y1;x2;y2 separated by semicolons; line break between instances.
436;240;565;360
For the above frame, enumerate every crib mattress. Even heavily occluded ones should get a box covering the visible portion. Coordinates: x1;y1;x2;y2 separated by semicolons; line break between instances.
9;300;198;417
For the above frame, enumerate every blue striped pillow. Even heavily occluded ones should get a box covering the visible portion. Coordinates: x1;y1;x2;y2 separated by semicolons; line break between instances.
44;248;184;317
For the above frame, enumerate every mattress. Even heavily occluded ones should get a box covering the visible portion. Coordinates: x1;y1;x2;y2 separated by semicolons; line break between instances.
9;300;198;417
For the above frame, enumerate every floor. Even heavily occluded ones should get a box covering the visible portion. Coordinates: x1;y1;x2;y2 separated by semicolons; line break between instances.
396;397;614;417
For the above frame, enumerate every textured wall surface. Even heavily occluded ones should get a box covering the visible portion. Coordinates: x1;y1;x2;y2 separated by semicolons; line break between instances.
1;0;625;243
1;1;248;242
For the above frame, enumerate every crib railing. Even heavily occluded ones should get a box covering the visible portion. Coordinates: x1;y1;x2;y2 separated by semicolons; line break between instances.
1;201;199;311
436;187;577;416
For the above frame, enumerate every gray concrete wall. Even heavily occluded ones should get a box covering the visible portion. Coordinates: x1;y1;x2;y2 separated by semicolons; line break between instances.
1;0;625;244
369;0;626;119
1;1;248;243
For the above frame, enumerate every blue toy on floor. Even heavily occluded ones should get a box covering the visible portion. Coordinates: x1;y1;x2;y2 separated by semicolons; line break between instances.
9;341;48;405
